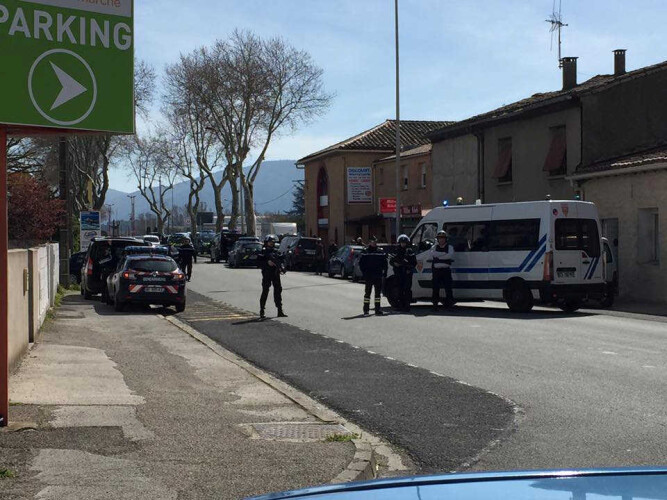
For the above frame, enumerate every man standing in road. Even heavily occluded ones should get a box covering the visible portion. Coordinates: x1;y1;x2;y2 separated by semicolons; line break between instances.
430;230;455;311
359;236;387;316
178;238;197;281
314;238;325;275
257;234;287;319
390;234;417;312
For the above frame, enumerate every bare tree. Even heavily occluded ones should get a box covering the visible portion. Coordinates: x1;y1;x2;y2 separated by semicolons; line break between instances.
163;53;231;232
196;30;332;233
127;133;177;235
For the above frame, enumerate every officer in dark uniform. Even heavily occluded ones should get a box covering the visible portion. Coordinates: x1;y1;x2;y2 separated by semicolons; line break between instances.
256;234;287;319
430;230;455;310
177;238;197;281
390;234;417;312
359;236;387;316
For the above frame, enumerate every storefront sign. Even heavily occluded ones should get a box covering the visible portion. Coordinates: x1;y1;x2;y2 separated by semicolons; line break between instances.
379;197;396;214
401;204;422;217
346;167;372;204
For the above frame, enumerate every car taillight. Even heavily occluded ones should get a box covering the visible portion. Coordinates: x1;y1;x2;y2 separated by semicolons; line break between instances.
86;257;93;276
543;251;553;281
122;271;136;280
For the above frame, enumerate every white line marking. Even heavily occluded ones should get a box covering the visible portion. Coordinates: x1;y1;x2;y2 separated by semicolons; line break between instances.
430;371;444;377
385;357;395;361
407;363;417;368
601;351;618;355
367;351;376;355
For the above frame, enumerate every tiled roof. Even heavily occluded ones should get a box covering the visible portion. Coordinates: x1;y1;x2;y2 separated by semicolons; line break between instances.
375;143;432;164
428;59;667;141
573;145;667;177
297;120;453;164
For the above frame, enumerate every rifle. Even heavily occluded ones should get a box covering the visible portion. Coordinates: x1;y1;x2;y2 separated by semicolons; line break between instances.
268;253;287;275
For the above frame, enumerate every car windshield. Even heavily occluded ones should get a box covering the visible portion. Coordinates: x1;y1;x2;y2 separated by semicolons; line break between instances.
242;243;262;251
127;259;177;272
297;238;318;249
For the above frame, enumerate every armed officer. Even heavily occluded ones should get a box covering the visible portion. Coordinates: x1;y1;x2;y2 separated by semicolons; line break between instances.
390;234;417;312
177;238;197;281
359;236;387;316
256;234;287;319
430;230;455;310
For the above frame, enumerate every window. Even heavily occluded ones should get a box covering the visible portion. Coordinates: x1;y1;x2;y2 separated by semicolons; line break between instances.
420;163;426;188
489;219;541;251
493;138;512;183
411;223;437;252
555;218;601;257
402;165;408;190
544;126;567;176
443;222;490;252
127;259;178;272
637;208;660;264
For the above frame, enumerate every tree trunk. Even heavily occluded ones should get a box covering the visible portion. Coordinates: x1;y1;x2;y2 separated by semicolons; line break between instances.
227;168;239;231
243;181;255;236
207;172;225;233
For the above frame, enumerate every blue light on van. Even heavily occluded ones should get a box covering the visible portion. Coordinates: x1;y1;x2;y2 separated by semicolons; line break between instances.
442;200;449;207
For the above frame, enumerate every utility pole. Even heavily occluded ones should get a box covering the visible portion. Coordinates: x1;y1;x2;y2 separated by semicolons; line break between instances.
127;195;136;236
58;137;72;286
394;0;402;240
105;204;114;235
0;126;9;426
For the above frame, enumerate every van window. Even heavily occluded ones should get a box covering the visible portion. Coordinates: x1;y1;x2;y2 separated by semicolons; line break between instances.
411;223;437;252
489;219;541;251
555;219;600;257
443;222;490;252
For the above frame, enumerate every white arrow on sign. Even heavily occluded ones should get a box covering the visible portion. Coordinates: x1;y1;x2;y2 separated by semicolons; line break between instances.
50;62;87;110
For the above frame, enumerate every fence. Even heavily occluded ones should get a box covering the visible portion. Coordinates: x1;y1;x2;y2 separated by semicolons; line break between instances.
7;243;59;372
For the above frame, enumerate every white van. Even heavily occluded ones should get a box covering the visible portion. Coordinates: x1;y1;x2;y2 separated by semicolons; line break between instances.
384;200;606;312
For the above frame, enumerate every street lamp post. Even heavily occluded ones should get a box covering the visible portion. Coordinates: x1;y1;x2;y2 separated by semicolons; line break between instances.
394;0;401;240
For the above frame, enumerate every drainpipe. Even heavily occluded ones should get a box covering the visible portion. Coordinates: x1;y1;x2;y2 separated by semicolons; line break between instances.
475;131;485;202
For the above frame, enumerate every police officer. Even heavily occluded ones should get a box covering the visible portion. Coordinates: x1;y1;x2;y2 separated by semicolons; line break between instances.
430;230;455;310
359;236;387;316
256;234;287;319
390;234;417;312
177;238;197;281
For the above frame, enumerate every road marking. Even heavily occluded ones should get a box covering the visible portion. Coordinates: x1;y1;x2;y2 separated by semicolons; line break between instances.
430;371;445;377
367;351;376;355
601;351;618;355
385;356;395;361
643;365;656;369
407;363;417;368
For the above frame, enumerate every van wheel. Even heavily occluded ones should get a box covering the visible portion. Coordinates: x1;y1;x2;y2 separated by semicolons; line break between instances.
506;281;534;312
599;292;614;308
384;277;400;308
560;299;581;313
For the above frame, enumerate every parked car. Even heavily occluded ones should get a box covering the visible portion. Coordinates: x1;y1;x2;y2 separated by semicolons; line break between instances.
69;251;86;284
228;240;263;268
80;237;151;300
327;245;363;279
142;235;161;246
352;244;398;282
278;235;298;255
106;252;186;312
283;236;321;271
210;231;248;262
196;230;216;254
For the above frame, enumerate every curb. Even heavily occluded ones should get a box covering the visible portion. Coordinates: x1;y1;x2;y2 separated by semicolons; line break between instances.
163;314;379;484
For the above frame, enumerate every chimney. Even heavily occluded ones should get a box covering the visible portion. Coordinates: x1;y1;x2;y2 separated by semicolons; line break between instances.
561;57;578;90
613;49;626;76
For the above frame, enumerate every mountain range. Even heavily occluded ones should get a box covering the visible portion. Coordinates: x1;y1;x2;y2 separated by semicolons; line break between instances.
105;160;301;220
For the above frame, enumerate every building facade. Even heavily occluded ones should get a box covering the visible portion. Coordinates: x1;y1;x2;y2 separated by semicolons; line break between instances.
298;120;451;245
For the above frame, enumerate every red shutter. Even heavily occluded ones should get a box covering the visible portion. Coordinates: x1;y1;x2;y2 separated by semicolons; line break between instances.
543;129;566;172
492;145;512;179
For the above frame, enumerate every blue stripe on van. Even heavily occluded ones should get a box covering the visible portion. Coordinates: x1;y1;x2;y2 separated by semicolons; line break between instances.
446;234;547;275
587;256;599;279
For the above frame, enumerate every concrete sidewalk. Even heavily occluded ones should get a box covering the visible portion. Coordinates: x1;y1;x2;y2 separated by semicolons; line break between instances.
0;294;372;499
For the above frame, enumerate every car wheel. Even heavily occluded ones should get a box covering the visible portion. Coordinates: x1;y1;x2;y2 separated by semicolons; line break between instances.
328;268;335;278
105;288;113;305
114;297;125;312
560;298;581;313
175;303;186;313
506;281;534;313
83;288;93;300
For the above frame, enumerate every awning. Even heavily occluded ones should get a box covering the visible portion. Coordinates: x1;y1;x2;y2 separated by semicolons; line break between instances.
492;145;512;178
543;128;566;172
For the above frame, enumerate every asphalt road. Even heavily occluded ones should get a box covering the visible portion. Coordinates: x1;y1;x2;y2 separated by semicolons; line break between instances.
188;261;667;471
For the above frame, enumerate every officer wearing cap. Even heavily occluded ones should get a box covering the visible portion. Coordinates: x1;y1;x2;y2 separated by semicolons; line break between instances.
359;236;387;315
256;234;287;318
390;234;417;312
430;230;455;310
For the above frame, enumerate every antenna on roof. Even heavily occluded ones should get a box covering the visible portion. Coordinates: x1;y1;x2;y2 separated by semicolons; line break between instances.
545;0;568;67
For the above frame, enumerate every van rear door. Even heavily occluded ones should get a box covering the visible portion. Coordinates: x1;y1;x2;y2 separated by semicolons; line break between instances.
554;212;602;284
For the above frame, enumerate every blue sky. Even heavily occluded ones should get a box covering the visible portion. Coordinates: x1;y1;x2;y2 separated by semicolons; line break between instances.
110;0;667;191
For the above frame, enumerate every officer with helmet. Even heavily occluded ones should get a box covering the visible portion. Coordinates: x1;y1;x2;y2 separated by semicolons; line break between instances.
430;230;455;310
256;234;287;318
359;236;387;315
390;234;417;312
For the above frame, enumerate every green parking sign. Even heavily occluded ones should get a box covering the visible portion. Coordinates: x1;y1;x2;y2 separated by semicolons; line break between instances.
0;0;134;133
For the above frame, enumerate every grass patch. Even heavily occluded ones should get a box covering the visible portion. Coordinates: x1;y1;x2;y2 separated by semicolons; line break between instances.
325;433;359;443
0;469;16;479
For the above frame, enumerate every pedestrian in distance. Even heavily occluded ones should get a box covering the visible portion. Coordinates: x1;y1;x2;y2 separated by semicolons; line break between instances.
359;236;387;316
256;234;287;319
356;237;364;246
390;234;417;312
430;230;455;311
314;238;325;275
328;241;338;258
177;238;197;281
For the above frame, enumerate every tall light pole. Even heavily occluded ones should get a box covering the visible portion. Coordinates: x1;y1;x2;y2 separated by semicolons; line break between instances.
127;195;136;236
394;0;402;240
105;204;114;235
